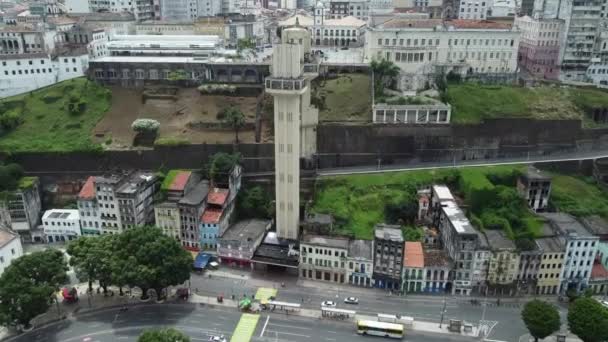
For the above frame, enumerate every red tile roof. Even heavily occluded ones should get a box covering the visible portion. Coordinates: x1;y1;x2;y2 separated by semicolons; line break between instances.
447;19;512;30
201;208;223;224
404;241;424;268
207;188;229;206
78;176;96;200
169;171;192;192
591;262;608;280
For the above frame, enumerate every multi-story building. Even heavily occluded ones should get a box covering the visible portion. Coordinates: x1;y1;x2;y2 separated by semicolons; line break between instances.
217;219;271;268
514;16;563;80
116;173;158;230
589;260;608;295
154;202;181;240
347;239;374;287
280;12;366;47
4;177;41;240
224;14;265;47
541;213;599;293
178;180;209;250
94;175;124;234
0;27;56;55
265;25;319;240
160;0;198;21
67;12;136;36
485;230;520;293
327;0;369;20
456;0;490;19
403;241;425;293
0;52;89;98
0;230;23;276
516;247;542;295
373;224;404;290
42;209;81;243
89;0;154;21
393;0;444;18
516;166;553;212
78;176;101;235
431;185;488;295
581;216;608;269
200;188;230;250
535;236;565;295
365;18;520;91
299;234;349;283
423;248;452;293
472;247;491;294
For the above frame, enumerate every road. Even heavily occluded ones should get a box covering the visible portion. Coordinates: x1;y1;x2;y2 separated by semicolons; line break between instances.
6;304;476;342
189;272;569;342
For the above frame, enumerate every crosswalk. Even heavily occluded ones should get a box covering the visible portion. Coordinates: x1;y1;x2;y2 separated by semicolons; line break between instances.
478;320;499;337
230;313;260;342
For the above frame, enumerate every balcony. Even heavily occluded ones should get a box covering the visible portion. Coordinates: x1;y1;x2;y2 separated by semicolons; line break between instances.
265;77;308;95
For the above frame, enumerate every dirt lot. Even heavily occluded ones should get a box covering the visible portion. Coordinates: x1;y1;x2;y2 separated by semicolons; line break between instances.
93;87;262;148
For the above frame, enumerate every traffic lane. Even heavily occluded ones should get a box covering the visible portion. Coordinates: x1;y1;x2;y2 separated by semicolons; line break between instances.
8;304;242;342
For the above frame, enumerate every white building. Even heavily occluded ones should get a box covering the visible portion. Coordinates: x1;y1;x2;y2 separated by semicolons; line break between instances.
541;213;599;294
347;239;374;287
489;0;516;17
393;0;443;19
105;34;222;57
266;25;318;240
63;0;91;12
456;0;489;19
0;230;23;276
160;0;198;21
513;15;563;80
326;0;370;20
154;202;181;240
299;235;349;283
42;209;81;243
0;53;89;98
0;27;57;55
279;9;366;47
77;176;102;236
365;18;520;91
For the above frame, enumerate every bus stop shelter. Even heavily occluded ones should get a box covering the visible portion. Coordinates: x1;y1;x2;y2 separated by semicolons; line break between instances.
321;307;356;319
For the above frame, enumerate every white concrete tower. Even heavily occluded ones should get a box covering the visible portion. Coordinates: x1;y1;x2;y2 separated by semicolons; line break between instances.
266;23;319;240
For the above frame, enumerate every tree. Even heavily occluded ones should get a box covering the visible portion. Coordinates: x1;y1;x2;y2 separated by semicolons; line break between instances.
0;250;68;329
521;299;561;342
402;227;424;242
138;328;190;342
67;236;113;293
237;38;256;53
112;227;192;301
207;152;241;186
568;297;608;342
238;186;271;219
370;59;400;98
131;119;160;136
221;107;245;144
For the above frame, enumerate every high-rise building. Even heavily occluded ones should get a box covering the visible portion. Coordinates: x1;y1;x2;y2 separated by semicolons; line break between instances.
265;23;319;240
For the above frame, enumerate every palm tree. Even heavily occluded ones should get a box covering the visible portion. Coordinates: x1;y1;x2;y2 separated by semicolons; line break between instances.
221;107;245;144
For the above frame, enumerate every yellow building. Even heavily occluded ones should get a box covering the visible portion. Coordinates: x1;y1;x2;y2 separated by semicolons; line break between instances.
535;237;565;295
485;230;520;286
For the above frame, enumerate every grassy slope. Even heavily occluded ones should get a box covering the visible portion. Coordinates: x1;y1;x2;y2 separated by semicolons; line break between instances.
160;169;189;191
0;78;111;152
447;84;608;125
317;74;371;121
550;175;608;220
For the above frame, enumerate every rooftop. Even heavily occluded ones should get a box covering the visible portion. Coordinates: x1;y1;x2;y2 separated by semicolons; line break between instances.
376;18;513;30
155;201;178;208
78;176;95;200
324;16;367;27
304;213;333;226
179;180;210;206
535;236;564;253
68;12;135;21
348;239;373;260
581;215;608;236
423;248;450;267
222;219;271;242
374;224;404;242
442;201;477;235
117;172;156;194
302;234;350;249
168;171;192;192
0;53;48;61
432;184;454;202
42;209;79;221
0;230;19;249
201;208;223;224
380;18;443;29
591;261;608;280
522;166;551;181
484;229;516;250
447;19;513;30
404;241;424;268
540;213;595;238
207;188;229;206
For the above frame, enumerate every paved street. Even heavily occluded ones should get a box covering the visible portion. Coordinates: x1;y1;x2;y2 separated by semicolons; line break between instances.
6;304;477;342
189;270;570;342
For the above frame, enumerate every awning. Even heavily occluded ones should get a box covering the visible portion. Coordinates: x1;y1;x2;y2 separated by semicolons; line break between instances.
193;252;211;269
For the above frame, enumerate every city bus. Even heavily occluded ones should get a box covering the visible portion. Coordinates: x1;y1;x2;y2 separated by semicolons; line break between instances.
356;320;404;339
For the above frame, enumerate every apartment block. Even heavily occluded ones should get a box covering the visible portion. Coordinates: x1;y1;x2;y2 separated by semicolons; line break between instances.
535;236;565;295
485;230;520;292
373;224;404;290
4;178;41;240
347;239;374;287
514;16;563;80
516;166;552;212
299;235;349;283
42;209;81;243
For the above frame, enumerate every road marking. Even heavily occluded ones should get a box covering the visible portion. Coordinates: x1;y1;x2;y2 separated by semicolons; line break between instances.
327;331;337;334
230;313;260;342
260;316;270;338
266;330;310;338
324;338;336;341
267;323;309;330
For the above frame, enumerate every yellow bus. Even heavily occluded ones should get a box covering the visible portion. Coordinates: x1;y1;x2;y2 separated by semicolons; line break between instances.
356;320;404;339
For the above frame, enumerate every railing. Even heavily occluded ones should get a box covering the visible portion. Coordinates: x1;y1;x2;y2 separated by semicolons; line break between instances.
265;77;307;92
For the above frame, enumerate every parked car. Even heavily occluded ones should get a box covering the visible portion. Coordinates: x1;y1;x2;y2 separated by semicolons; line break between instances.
344;296;359;304
321;300;337;307
209;335;227;342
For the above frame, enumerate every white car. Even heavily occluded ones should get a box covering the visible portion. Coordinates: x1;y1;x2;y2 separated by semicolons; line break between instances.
344;297;359;304
209;335;227;342
321;301;337;307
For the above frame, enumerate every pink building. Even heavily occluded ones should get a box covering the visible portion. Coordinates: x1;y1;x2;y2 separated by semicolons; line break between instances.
514;16;564;80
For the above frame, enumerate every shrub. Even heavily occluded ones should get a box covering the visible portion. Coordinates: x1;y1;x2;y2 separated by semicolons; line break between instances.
131;119;160;134
0;112;23;130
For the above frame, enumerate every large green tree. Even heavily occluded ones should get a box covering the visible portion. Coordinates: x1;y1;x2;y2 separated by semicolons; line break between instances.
67;235;114;293
370;59;400;98
221;106;246;144
207;152;241;186
521;299;561;342
138;328;190;342
112;227;192;301
0;250;68;329
238;186;272;219
568;297;608;342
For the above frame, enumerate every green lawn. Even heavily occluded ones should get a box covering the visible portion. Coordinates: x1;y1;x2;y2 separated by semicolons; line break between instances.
550;174;608;220
160;169;190;191
0;78;111;152
447;83;608;126
17;177;37;190
315;74;372;122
